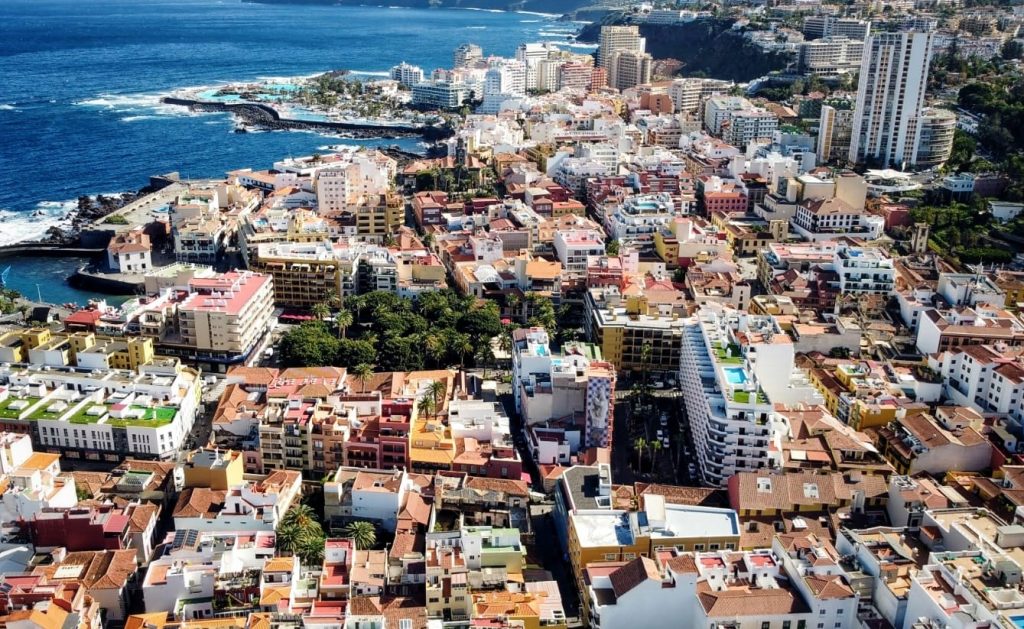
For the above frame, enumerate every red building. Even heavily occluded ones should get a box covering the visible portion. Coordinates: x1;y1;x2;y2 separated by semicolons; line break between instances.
31;506;129;552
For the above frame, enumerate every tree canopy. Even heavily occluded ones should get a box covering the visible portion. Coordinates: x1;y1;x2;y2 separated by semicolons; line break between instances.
279;290;503;372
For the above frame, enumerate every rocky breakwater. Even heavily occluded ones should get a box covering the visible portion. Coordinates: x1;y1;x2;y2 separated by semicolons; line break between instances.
161;97;455;141
30;192;142;246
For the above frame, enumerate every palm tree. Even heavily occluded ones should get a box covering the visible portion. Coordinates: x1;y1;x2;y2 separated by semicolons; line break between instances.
425;334;446;367
335;309;353;339
296;535;325;565
311;301;330;321
344;520;377;551
453;333;473;368
277;504;324;557
475;344;494;378
352;363;374;394
427;380;448;418
418;394;436;422
633;437;647;474
506;293;521;322
650;439;663;471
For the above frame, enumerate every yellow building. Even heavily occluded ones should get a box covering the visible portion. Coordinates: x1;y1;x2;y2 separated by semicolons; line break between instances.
252;242;343;309
182;448;244;490
585;291;687;372
409;410;454;473
352;193;403;238
472;591;566;629
652;228;679;268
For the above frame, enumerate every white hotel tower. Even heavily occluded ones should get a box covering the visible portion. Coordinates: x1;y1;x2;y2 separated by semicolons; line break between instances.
679;305;823;486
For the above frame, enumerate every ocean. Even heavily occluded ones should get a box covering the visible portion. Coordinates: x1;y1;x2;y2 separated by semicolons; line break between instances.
0;0;582;303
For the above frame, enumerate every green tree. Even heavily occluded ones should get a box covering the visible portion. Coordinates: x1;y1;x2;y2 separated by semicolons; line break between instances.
634;437;647;474
605;239;620;256
526;293;556;334
334;309;354;339
418;393;436;421
427;380;448;417
353;363;375;394
279;322;339;367
277;504;325;562
312;302;330;321
344;520;377;551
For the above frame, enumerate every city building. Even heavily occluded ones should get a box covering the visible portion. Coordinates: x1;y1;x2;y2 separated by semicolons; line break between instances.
849;30;934;168
598;25;646;69
679;305;823;486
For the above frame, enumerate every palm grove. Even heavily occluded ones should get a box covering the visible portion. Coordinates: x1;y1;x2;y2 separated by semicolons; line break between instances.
279;289;559;373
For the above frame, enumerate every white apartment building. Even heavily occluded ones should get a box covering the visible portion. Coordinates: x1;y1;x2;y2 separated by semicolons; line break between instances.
669;78;732;114
803;16;871;40
929;344;1024;425
453;43;483;68
314;151;396;212
590;543;856;629
833;245;895;295
915;107;957;168
511;328;616;450
176;271;274;367
679;305;823;486
797;36;865;75
389;61;424;87
603;192;677;245
553;229;606;275
142;530;278;616
850;31;934;167
598;25;645;69
0;360;201;461
411;81;471;109
515;42;557;90
480;60;527;114
703;96;779;148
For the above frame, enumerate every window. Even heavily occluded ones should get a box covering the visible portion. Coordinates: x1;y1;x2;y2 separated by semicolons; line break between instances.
820;609;827;615
762;623;770;629
694;544;705;551
710;544;720;551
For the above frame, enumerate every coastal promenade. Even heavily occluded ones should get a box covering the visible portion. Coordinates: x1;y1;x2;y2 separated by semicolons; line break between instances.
79;182;189;247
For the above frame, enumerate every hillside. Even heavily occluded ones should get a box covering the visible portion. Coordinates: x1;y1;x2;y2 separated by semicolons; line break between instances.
577;17;792;82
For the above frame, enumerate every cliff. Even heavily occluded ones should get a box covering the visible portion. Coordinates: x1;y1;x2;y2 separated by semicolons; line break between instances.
576;17;792;83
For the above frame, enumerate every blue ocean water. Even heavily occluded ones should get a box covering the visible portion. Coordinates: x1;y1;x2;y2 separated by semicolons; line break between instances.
0;0;579;302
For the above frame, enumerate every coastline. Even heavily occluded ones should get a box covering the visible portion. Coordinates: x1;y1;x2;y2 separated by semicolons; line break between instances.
159;97;453;140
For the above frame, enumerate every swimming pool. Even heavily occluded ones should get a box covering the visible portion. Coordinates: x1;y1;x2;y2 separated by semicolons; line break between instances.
1009;616;1024;629
723;367;747;385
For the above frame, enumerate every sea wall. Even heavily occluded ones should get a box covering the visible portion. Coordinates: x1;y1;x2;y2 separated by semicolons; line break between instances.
68;267;143;295
0;244;103;259
161;97;454;140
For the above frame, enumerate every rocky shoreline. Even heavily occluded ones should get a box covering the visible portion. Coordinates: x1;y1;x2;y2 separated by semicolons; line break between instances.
33;192;141;247
161;97;455;141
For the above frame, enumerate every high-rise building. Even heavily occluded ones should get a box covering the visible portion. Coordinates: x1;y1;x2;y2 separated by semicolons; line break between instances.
849;30;934;168
515;42;556;90
597;25;645;69
802;15;871;41
797;36;865;75
817;103;855;163
389;61;424;87
453;43;483;68
915;107;957;169
607;50;652;91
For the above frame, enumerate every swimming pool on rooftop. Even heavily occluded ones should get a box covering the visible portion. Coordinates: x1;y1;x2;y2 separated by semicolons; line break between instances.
723;367;747;385
1010;616;1024;629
